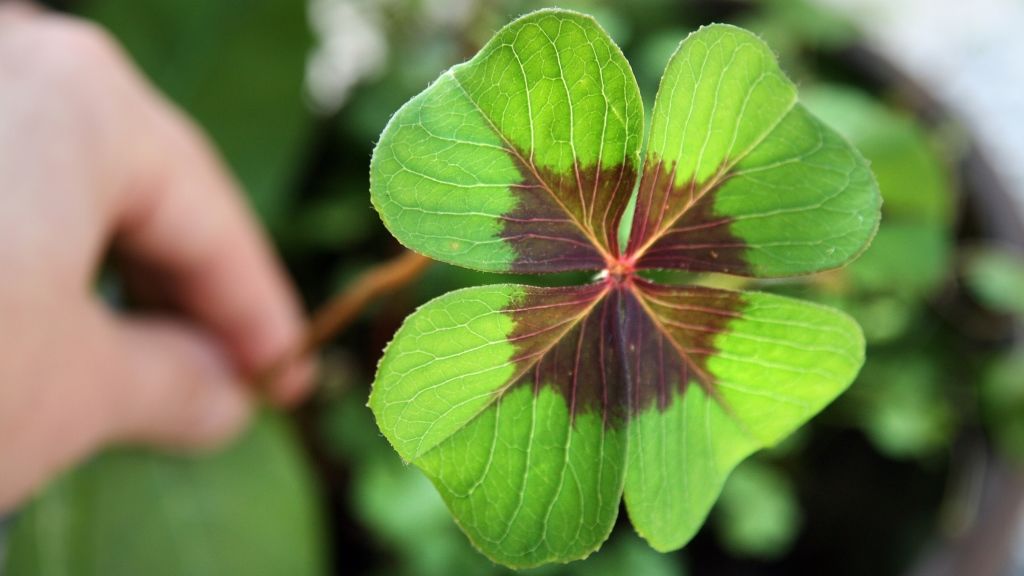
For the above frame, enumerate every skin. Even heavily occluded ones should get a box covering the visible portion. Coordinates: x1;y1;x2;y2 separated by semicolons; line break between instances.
0;4;314;513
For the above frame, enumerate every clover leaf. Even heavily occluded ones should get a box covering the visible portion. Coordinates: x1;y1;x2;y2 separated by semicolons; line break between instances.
368;9;879;568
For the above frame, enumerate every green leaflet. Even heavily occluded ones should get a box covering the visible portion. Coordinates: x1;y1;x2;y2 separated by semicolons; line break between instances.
714;105;879;275
368;8;878;568
370;76;522;272
371;9;643;273
418;386;625;567
627;26;880;276
371;284;863;565
623;291;862;551
370;283;625;566
371;285;522;461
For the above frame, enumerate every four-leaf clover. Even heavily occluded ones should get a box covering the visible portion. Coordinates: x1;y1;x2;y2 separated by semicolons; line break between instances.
368;8;880;567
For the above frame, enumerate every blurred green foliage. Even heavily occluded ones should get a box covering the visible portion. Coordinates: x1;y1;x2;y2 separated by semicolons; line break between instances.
967;246;1024;462
981;351;1024;460
962;245;1024;317
5;413;325;576
853;353;955;459
83;0;314;232
740;0;856;66
713;460;802;560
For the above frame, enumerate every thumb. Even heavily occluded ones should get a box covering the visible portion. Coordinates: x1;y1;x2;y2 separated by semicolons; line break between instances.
85;301;253;449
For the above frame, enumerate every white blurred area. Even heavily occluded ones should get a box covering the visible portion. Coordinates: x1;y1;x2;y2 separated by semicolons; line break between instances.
304;0;476;114
305;0;389;114
814;0;1024;220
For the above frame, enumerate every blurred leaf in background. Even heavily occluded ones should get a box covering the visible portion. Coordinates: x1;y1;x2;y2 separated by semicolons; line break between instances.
803;85;954;343
281;177;378;253
852;352;955;460
4;413;325;576
80;0;315;232
740;0;856;76
966;246;1024;461
981;351;1024;461
962;245;1024;317
712;460;802;561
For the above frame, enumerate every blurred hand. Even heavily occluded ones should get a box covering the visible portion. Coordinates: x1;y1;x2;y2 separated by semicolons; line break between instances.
0;4;314;513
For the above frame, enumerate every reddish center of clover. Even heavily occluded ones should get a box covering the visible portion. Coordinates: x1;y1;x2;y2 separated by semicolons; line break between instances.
605;256;636;285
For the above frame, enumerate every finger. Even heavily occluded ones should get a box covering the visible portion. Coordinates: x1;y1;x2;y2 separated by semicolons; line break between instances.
0;1;42;25
84;301;253;448
0;300;252;513
110;95;315;406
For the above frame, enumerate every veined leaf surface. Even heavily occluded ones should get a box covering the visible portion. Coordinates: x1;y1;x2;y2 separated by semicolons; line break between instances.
627;25;879;276
368;8;879;568
371;281;862;565
371;9;643;273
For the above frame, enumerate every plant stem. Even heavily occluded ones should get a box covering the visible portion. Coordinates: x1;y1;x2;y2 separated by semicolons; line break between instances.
260;250;432;392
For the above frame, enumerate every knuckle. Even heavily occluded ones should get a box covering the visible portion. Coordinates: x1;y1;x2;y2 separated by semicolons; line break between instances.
44;22;117;73
42;17;117;61
0;15;148;157
8;16;122;88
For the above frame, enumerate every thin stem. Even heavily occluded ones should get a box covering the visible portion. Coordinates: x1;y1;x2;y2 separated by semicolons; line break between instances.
259;250;433;392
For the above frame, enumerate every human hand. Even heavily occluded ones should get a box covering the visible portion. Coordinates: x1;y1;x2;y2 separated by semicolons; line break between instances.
0;4;314;512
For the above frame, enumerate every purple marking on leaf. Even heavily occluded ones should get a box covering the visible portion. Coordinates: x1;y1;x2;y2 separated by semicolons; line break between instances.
497;146;637;273
630;279;745;405
625;158;751;275
618;285;687;412
502;283;627;424
501;279;745;425
498;180;606;272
